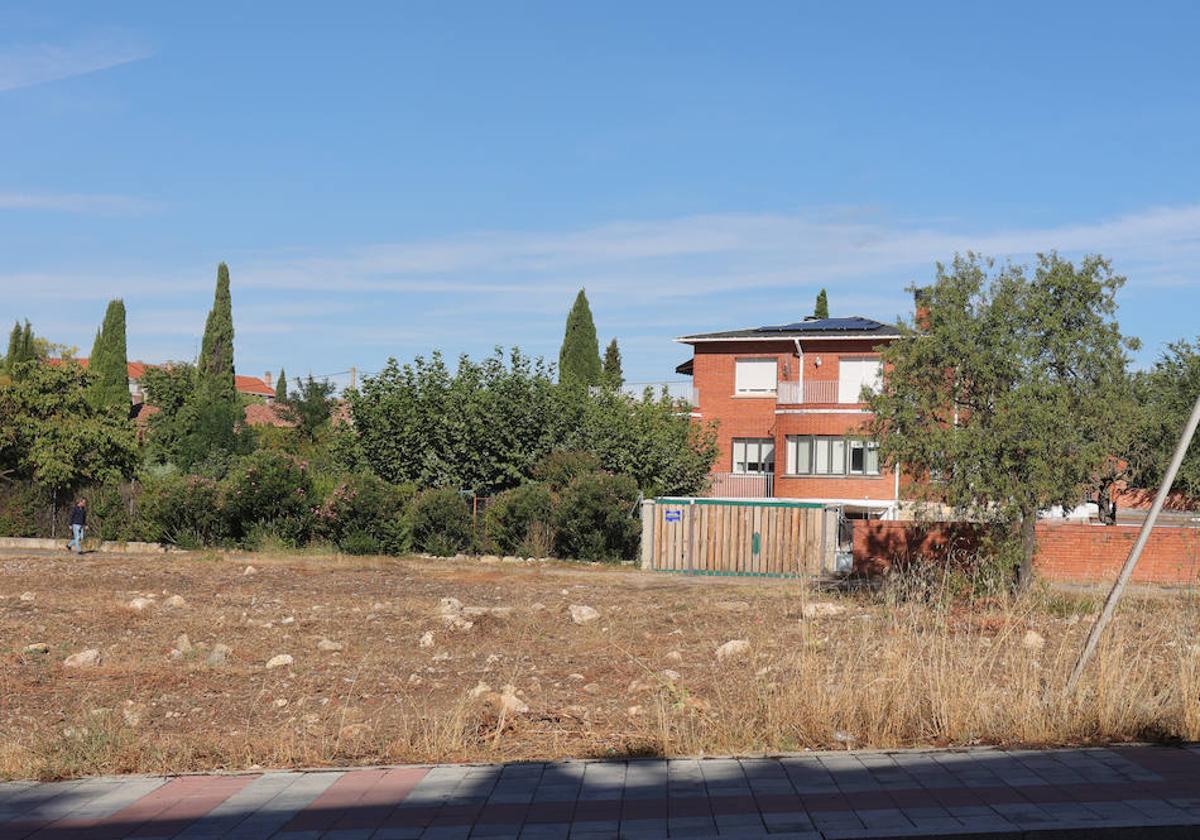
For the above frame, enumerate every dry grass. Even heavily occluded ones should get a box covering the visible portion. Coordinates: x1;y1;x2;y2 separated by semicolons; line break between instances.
1;549;1198;780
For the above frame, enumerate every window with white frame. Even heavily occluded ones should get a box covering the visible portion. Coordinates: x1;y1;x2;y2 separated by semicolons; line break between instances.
734;358;777;394
786;435;880;476
732;437;775;474
837;358;882;403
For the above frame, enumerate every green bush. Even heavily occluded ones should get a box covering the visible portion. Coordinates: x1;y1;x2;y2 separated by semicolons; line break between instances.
533;450;601;491
553;472;640;562
221;450;314;546
0;483;44;538
317;472;415;555
409;488;472;556
83;483;145;543
484;482;553;556
138;473;227;548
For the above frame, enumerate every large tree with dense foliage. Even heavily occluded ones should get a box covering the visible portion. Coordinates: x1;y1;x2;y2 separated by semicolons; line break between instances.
283;375;337;441
558;289;602;387
0;360;136;495
198;262;236;400
868;252;1137;588
350;347;717;497
88;299;130;412
1133;338;1200;498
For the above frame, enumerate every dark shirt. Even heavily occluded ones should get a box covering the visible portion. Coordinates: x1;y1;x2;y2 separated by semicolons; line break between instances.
69;506;86;527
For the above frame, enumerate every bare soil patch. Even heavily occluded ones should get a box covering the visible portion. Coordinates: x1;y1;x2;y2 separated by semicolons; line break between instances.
1;549;1197;779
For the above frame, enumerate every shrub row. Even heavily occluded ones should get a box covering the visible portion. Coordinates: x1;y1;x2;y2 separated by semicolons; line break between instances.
0;449;642;562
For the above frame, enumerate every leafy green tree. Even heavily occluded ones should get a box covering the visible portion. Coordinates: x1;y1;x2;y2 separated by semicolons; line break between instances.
88;299;130;412
140;363;198;464
814;288;829;319
275;367;287;403
868;252;1136;589
198;262;236;400
3;320;37;379
0;360;136;495
558;289;602;387
349;347;718;497
602;338;624;388
283;375;336;441
164;263;241;467
1134;338;1200;498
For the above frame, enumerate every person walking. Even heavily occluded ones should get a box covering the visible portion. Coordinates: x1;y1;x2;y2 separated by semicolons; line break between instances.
67;498;87;553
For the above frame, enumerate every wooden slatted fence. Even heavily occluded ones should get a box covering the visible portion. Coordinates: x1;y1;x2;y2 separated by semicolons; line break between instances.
640;498;837;577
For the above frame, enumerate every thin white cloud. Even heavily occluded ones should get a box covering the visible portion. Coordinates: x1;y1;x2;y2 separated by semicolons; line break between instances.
0;192;159;215
234;203;1200;301
0;30;152;93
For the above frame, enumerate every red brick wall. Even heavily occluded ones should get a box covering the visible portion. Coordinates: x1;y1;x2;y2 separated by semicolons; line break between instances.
852;520;1200;584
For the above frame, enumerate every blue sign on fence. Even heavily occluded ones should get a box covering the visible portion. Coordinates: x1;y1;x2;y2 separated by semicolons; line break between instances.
664;509;682;523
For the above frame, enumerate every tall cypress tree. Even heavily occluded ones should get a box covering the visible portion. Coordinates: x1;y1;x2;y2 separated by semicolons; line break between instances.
198;262;236;400
275;367;288;402
89;299;130;411
814;288;829;319
602;338;624;388
558;289;602;387
4;321;21;369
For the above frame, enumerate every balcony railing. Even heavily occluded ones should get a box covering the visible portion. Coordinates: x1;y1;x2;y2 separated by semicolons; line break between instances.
704;472;774;499
777;379;841;404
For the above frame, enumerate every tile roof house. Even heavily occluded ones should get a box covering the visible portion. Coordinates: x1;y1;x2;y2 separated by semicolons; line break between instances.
50;358;278;405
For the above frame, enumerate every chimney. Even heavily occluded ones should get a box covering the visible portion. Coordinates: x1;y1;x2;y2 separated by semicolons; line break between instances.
264;370;273;388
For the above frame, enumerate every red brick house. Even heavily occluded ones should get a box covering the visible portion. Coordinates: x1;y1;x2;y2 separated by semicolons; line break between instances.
675;316;904;518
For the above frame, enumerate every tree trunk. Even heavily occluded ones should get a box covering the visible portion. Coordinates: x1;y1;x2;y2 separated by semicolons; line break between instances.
1016;513;1037;592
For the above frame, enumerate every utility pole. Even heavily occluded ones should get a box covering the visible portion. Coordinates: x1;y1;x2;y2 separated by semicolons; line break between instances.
350;366;357;390
1067;389;1200;694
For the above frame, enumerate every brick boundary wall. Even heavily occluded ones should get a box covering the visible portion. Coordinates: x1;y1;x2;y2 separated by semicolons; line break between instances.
853;520;1200;585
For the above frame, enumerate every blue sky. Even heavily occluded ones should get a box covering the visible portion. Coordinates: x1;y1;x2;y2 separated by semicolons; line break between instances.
2;1;1199;388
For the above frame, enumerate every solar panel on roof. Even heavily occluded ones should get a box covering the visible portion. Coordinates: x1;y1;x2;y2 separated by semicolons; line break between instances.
757;317;884;332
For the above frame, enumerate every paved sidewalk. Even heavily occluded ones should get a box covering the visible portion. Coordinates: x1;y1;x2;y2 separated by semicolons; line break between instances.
3;745;1200;839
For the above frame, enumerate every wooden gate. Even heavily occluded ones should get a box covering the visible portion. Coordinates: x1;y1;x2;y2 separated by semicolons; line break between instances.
640;498;836;577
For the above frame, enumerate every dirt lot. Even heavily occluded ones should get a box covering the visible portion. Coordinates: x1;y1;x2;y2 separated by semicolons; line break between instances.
1;549;1198;780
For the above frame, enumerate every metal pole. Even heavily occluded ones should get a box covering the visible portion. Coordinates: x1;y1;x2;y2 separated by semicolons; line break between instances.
1067;389;1200;694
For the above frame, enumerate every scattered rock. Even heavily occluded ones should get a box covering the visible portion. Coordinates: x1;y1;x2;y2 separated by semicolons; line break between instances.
122;701;143;727
163;594;187;609
627;679;654;693
462;605;513;619
530;602;546;611
432;651;451;662
567;673;586;681
569;604;600;625
418;631;435;648
479;555;501;565
408;673;424;685
489;685;529;715
19;591;35;602
243;565;257;576
64;649;102;668
22;642;49;655
627;705;644;716
801;602;847;619
128;597;155;611
1022;630;1045;651
833;730;857;744
583;683;601;695
660;669;681;682
173;634;192;655
664;650;684;664
274;698;289;708
469;681;492;699
716;639;751;662
317;639;344;652
279;616;295;625
265;653;294;670
207;644;231;665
